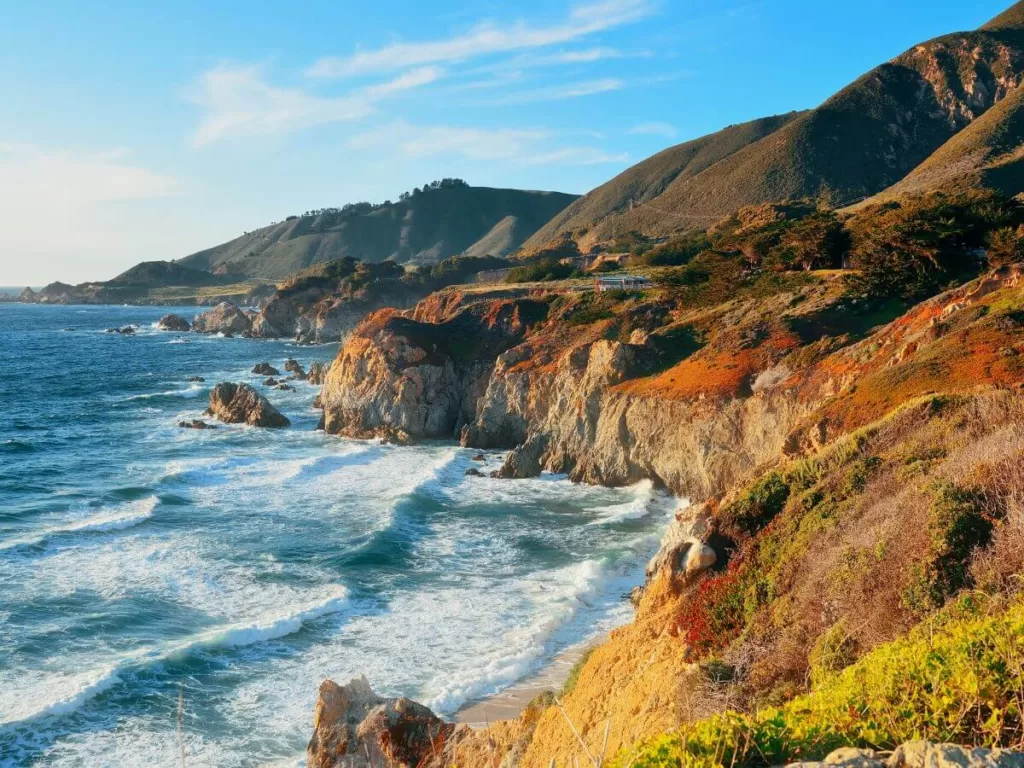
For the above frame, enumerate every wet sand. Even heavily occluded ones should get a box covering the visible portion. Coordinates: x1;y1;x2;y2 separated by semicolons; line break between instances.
455;635;607;728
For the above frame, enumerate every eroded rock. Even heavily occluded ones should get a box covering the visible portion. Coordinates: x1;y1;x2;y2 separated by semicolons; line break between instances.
307;677;461;768
192;302;251;335
252;362;280;376
205;383;290;428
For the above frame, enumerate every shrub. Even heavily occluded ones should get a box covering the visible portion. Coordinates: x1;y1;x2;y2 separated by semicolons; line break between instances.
988;226;1024;269
505;258;579;283
616;595;1024;767
675;568;747;656
720;471;791;537
846;191;1021;302
902;483;996;615
632;233;711;267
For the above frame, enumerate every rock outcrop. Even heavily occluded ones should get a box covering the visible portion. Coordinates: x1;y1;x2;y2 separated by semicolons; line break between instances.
252;362;279;376
205;383;290;428
18;287;37;303
307;677;460;768
307;361;329;386
191;302;252;335
320;299;543;442
284;358;307;379
158;314;191;332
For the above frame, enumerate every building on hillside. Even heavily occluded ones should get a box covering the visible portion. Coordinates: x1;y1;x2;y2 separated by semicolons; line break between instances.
595;275;652;292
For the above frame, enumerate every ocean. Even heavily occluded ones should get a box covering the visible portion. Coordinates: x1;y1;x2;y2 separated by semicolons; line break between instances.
0;304;676;766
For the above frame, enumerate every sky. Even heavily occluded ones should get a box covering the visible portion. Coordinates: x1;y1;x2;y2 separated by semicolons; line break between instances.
0;0;1013;285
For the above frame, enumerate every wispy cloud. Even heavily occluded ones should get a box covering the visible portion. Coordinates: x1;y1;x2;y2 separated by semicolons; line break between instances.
187;64;373;147
346;120;627;166
362;66;445;98
307;0;655;78
629;121;677;138
187;63;445;146
490;77;625;105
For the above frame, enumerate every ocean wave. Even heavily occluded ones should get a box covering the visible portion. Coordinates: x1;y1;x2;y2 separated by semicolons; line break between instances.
0;497;158;553
125;385;205;401
0;584;349;729
586;479;656;525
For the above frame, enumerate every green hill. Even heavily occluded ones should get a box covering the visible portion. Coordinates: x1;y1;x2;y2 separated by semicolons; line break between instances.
178;181;577;280
525;17;1024;251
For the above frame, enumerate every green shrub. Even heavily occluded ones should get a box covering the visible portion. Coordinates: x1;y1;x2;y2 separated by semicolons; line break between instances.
902;483;996;615
721;471;791;537
616;595;1024;767
506;258;579;283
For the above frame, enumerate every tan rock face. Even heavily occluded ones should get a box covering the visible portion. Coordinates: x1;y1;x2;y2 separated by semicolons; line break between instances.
307;677;461;768
191;302;252;334
205;383;290;428
157;313;191;332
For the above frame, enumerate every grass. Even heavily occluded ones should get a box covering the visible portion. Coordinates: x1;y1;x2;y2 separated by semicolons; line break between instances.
616;593;1024;767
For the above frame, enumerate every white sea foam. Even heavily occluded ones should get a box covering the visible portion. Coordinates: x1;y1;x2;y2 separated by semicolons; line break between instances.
0;666;122;727
0;585;348;730
0;497;158;552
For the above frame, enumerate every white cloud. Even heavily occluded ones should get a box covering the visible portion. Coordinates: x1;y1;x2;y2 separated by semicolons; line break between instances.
187;63;375;147
306;0;654;78
345;120;627;166
628;121;678;138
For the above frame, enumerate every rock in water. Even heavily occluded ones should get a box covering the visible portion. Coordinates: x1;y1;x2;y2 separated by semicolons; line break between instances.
192;302;252;335
307;361;329;386
157;314;191;332
307;677;460;768
205;383;290;428
177;419;216;430
284;358;308;379
252;362;280;376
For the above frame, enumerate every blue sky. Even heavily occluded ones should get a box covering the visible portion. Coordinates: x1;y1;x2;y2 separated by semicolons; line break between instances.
0;0;1012;284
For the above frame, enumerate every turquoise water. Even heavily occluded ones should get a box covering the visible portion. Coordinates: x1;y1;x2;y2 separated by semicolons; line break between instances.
0;304;676;766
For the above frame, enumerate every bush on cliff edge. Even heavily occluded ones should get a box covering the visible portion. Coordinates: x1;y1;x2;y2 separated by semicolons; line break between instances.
616;594;1024;767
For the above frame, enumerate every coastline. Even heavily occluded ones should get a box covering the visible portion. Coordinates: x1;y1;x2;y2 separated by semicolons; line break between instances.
455;634;608;728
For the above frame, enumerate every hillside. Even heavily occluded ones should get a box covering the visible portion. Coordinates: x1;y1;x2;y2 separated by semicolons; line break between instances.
524;16;1024;252
868;81;1024;200
178;181;577;280
523;113;804;251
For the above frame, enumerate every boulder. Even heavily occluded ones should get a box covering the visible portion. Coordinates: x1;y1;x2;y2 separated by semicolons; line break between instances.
465;468;483;477
277;384;295;392
158;314;191;332
192;302;252;335
178;419;217;430
786;742;1024;768
284;358;308;379
205;383;290;428
106;326;135;335
188;376;205;383
264;377;279;386
252;362;280;376
646;502;717;581
307;677;461;768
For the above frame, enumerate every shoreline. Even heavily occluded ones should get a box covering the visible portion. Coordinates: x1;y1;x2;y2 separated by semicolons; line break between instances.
455;634;608;728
